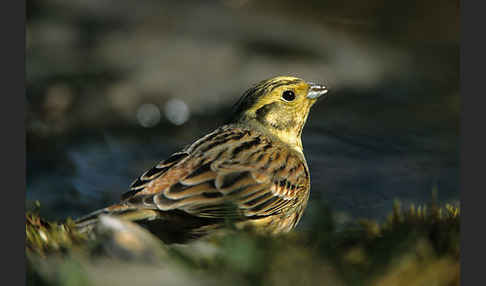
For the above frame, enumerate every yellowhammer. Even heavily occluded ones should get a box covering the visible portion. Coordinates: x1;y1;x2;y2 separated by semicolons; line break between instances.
76;76;328;243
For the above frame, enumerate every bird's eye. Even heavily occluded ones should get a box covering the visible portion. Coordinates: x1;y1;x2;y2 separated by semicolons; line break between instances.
282;90;296;102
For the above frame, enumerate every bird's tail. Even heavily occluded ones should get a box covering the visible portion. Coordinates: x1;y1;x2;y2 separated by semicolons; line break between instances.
74;203;161;233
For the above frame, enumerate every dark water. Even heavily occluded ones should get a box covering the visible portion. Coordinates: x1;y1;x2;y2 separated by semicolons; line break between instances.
26;0;459;225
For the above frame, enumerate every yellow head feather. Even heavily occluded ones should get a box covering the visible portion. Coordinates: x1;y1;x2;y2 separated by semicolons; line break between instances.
231;76;326;151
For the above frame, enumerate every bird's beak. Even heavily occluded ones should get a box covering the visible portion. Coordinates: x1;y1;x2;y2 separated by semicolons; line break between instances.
306;82;328;99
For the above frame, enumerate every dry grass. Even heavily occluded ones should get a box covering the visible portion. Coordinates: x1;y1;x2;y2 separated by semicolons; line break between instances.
26;199;460;286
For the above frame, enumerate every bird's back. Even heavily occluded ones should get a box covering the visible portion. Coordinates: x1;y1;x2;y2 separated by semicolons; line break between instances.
76;124;311;243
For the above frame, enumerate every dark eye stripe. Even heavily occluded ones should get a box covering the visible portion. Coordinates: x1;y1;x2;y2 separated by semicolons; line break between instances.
255;102;279;123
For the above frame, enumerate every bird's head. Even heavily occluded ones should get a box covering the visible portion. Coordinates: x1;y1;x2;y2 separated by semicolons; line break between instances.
230;76;328;151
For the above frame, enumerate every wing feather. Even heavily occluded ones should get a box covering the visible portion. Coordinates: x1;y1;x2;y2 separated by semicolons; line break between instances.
122;152;189;199
123;125;310;221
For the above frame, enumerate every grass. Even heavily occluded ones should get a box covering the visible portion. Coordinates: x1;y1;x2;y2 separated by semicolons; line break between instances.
26;198;460;286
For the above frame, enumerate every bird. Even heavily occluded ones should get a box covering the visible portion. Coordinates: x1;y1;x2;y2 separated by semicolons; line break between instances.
75;76;328;243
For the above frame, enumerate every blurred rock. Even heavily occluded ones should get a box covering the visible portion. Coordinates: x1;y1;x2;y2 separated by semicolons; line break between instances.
91;215;169;263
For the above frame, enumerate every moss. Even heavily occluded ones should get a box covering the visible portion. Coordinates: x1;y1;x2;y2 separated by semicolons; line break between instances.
26;199;460;286
26;204;88;257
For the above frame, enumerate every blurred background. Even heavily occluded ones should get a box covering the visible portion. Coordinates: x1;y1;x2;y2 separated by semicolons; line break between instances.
26;0;459;228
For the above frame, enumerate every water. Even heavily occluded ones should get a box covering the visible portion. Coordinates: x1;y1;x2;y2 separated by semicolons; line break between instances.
26;0;459;225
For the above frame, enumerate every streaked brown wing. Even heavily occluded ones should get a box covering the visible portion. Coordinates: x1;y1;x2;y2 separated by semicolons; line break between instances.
122;125;310;220
121;152;189;200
